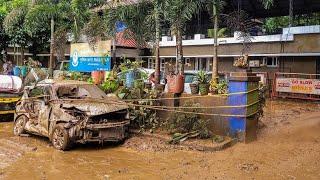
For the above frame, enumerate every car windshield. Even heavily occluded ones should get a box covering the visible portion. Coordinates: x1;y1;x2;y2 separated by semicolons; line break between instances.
56;84;107;99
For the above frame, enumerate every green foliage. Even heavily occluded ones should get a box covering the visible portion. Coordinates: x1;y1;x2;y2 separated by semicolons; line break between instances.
263;13;320;34
166;101;211;139
69;72;82;80
207;28;227;38
100;79;119;94
263;16;290;34
195;70;209;84
119;58;143;73
259;0;274;9
3;3;29;46
210;79;228;94
203;0;226;16
163;0;201;35
82;13;107;50
128;89;160;132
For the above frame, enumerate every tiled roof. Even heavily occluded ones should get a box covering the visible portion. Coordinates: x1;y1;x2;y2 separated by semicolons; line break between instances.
115;31;137;48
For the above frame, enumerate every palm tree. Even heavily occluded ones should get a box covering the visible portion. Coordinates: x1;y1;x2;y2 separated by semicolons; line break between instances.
204;0;274;84
153;0;162;84
163;0;201;75
111;0;163;84
203;0;225;84
25;0;106;77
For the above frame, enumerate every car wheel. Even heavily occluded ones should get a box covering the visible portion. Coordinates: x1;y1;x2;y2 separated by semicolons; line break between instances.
13;115;27;136
51;124;71;151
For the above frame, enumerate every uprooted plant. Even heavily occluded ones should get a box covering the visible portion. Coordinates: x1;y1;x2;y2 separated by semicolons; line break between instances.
118;86;161;132
165;101;212;144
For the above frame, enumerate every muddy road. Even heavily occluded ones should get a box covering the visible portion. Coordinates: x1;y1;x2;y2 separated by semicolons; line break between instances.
1;100;320;180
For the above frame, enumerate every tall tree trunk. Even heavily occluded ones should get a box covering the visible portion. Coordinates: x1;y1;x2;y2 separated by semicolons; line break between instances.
21;46;25;66
289;0;294;27
212;2;219;84
111;38;116;67
49;17;55;78
154;0;161;84
176;29;184;75
13;45;16;64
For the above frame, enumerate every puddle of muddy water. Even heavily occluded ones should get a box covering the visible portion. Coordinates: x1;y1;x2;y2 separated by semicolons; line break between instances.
1;100;320;180
3;144;189;180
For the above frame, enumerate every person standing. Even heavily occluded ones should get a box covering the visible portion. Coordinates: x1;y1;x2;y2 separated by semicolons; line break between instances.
3;60;13;75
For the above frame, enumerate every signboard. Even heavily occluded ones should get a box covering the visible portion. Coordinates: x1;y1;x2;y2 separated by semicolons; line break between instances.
276;78;320;95
69;41;112;72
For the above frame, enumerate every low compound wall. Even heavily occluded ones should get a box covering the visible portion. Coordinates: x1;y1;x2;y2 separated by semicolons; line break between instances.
157;93;229;136
157;71;261;143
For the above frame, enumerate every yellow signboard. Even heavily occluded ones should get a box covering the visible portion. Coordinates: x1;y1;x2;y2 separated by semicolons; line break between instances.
70;41;112;57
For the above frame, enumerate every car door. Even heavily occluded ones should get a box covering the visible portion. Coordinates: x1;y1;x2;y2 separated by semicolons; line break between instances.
37;85;52;136
24;85;51;136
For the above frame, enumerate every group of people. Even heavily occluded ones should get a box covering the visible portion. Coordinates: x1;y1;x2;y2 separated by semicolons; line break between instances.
2;60;14;75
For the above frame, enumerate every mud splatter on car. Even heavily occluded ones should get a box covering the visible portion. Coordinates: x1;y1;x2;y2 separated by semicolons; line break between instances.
14;79;130;150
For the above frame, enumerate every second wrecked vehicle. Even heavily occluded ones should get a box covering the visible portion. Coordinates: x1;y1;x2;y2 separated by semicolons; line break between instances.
14;79;130;150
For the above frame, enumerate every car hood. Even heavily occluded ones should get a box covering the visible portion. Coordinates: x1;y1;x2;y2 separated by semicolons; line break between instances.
58;100;128;116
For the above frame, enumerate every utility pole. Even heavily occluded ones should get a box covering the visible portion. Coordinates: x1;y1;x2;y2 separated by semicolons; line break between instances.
49;17;55;78
212;2;219;84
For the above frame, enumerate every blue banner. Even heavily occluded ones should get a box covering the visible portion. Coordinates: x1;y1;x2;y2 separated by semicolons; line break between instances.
69;55;111;72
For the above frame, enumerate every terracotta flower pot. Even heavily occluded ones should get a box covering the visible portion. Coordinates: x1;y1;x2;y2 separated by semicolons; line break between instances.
199;83;209;96
91;71;105;85
167;74;184;94
189;83;199;95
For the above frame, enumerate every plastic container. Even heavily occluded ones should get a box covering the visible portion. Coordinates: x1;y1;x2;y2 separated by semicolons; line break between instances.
167;74;184;94
20;66;27;77
125;71;135;88
125;70;141;88
91;71;105;84
13;66;21;77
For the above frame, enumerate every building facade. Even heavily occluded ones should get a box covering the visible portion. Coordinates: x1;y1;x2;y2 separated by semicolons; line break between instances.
141;25;320;78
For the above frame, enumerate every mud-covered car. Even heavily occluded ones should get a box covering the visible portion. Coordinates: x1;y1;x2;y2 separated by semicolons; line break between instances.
14;79;130;150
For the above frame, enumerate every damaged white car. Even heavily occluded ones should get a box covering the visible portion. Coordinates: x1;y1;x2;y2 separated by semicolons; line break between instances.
14;79;130;150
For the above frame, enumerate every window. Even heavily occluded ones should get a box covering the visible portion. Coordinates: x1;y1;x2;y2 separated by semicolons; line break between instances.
148;58;155;69
263;57;279;67
160;58;165;71
185;58;191;64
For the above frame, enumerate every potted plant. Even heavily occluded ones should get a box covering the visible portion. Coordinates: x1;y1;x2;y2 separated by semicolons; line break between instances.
119;58;143;88
196;70;209;96
189;81;199;95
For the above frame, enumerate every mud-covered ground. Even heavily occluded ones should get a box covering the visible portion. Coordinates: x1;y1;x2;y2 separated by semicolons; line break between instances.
0;100;320;180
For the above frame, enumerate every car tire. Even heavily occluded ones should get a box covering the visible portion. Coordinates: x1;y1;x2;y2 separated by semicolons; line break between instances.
13;115;27;136
51;124;71;151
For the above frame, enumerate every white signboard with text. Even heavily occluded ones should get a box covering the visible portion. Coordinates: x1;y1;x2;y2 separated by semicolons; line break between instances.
276;78;320;95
